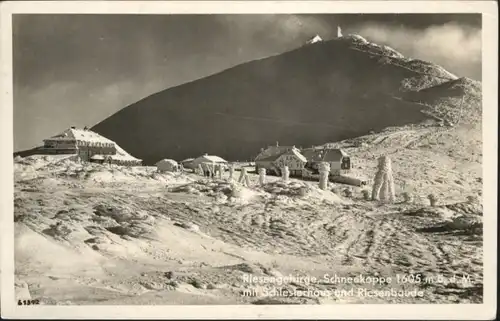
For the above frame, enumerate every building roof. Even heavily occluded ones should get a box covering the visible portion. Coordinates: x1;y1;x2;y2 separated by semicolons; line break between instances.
257;147;307;163
156;159;178;166
256;153;282;163
301;148;324;162
255;145;293;161
194;155;227;163
280;148;308;163
45;128;114;145
301;148;348;162
322;149;348;162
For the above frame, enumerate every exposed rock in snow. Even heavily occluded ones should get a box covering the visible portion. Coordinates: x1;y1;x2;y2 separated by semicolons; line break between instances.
305;35;323;45
174;221;200;233
345;34;368;43
381;45;405;59
15;280;32;300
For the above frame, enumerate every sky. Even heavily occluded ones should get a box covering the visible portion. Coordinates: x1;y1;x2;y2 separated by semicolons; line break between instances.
13;14;482;151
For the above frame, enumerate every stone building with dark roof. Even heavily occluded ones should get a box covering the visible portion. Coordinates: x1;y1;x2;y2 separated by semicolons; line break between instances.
301;147;351;175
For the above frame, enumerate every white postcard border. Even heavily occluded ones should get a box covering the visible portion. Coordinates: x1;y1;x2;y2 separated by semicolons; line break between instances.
1;1;497;319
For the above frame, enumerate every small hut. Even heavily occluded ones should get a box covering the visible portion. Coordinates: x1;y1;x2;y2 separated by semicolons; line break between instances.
155;159;179;172
192;154;227;168
180;158;196;171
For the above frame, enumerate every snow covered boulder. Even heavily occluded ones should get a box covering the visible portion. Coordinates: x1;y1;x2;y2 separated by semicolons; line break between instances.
173;221;200;233
15;280;32;300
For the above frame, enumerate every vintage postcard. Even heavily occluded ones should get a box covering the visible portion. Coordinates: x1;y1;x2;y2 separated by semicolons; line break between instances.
1;1;497;319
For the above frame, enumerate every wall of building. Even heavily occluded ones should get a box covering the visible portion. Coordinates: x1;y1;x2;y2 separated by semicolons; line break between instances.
44;139;77;150
275;154;306;170
43;139;141;166
40;148;78;155
44;140;115;158
256;160;275;170
88;146;116;155
329;161;341;170
305;160;342;173
75;140;114;148
91;157;141;166
113;159;141;166
77;145;116;161
157;163;178;172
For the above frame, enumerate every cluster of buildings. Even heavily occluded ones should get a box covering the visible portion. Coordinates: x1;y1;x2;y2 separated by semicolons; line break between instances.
19;127;351;182
158;143;351;180
20;126;232;173
27;126;230;172
254;142;351;178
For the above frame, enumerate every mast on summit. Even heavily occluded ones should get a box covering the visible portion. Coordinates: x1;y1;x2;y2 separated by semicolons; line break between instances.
337;26;343;38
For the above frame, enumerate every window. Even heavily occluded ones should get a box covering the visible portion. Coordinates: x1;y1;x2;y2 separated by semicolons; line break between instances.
341;157;351;170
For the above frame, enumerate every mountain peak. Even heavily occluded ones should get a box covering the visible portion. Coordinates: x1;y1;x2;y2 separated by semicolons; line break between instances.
92;32;478;164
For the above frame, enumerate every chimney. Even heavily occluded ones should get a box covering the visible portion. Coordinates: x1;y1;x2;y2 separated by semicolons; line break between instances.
276;141;279;147
260;148;264;153
84;126;89;130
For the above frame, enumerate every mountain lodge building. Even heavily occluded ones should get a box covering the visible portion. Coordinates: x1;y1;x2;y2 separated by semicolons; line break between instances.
39;127;142;166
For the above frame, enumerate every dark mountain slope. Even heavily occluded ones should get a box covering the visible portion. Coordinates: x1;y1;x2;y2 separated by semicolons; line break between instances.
91;35;464;164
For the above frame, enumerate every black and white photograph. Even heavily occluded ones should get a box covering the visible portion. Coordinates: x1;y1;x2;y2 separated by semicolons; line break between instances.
1;1;497;319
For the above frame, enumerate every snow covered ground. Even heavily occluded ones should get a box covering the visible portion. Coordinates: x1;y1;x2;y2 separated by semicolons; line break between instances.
13;149;483;305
